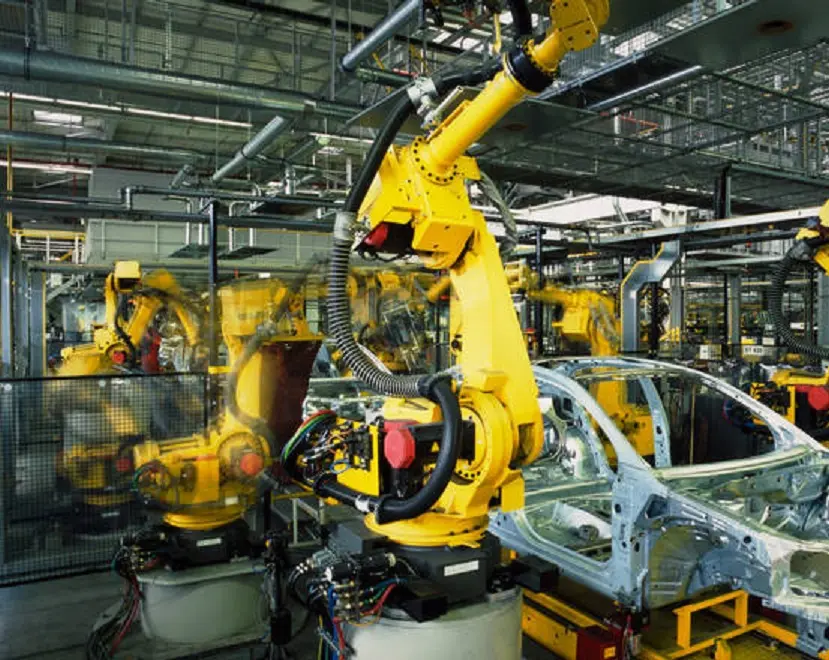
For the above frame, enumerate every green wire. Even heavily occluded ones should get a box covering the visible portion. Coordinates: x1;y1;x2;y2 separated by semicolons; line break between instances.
281;414;335;461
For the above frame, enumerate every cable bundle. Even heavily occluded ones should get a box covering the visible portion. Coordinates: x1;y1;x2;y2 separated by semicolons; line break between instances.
281;411;337;468
85;548;143;659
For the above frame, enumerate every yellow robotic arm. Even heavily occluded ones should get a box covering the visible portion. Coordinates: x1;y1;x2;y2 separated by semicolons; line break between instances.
130;277;322;564
752;200;829;439
307;0;609;543
58;261;202;376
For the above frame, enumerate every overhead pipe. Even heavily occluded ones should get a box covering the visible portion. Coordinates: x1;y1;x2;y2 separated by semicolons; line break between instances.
0;49;359;120
0;129;206;162
339;0;421;73
587;65;705;112
120;185;341;208
0;199;335;231
355;66;413;87
171;164;195;188
212;115;290;184
620;240;680;353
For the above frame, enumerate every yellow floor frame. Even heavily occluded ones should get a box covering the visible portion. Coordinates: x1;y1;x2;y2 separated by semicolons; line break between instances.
523;589;829;660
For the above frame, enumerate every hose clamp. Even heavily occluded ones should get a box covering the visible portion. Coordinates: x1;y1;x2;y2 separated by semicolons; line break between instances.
354;495;372;513
333;211;357;242
407;77;438;106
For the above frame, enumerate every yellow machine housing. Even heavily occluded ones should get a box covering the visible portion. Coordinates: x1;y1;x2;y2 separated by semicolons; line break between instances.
751;200;829;440
56;262;203;524
133;277;322;531
59;262;201;376
325;0;610;548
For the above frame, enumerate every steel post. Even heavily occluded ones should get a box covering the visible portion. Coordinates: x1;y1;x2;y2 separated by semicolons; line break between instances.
0;223;11;377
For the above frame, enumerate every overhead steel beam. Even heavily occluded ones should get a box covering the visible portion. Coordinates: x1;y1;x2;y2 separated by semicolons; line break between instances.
0;49;359;120
29;260;314;275
207;0;463;57
596;206;822;246
0;130;207;162
0;199;334;232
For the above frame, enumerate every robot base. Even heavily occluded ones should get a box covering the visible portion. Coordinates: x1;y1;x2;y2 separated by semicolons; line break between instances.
136;558;266;645
344;587;522;660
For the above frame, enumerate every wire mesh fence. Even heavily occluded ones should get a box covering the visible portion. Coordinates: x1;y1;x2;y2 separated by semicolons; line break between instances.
0;372;207;586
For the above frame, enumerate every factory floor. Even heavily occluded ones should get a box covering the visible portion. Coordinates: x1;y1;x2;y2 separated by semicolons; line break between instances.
0;571;319;660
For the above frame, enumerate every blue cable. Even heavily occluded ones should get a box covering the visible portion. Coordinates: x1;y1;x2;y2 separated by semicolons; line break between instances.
327;585;338;660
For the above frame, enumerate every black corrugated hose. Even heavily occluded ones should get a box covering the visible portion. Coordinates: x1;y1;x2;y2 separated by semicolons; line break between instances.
506;0;534;40
769;237;829;360
322;60;501;524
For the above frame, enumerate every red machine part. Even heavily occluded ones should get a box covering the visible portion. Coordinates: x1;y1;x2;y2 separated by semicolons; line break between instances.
576;625;618;660
383;419;418;469
239;452;265;477
111;350;127;365
795;385;829;412
362;223;390;249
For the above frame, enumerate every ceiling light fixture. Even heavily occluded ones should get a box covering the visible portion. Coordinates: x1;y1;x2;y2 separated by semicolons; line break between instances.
0;91;252;128
0;159;93;174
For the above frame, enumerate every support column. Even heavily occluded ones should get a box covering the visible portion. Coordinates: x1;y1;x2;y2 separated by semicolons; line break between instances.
0;222;12;377
207;200;220;415
713;166;732;220
535;227;544;355
13;254;28;377
727;274;742;357
669;265;684;339
28;270;46;377
806;267;816;360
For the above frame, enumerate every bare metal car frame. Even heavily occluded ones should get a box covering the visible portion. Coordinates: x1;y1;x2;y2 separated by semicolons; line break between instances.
490;357;829;657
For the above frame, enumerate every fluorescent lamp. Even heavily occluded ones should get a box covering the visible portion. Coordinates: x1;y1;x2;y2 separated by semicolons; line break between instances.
33;109;84;126
0;91;252;129
0;159;93;174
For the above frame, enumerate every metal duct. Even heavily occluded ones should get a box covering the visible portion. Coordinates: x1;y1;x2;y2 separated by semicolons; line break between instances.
212;115;290;184
0;129;206;162
171;164;195;188
340;0;421;73
0;49;359;119
620;240;680;353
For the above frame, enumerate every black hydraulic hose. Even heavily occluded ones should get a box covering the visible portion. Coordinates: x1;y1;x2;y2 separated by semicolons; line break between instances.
330;62;501;398
769;238;829;360
506;0;533;40
374;377;460;523
314;376;461;525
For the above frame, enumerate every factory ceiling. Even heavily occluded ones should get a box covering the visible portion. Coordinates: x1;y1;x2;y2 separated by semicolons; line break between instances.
0;0;827;217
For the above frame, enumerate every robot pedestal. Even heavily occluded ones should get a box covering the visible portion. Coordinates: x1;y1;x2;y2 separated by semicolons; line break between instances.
345;587;522;660
137;559;266;645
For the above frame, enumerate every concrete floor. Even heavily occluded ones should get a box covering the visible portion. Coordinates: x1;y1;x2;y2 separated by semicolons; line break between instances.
1;571;122;659
0;571;318;660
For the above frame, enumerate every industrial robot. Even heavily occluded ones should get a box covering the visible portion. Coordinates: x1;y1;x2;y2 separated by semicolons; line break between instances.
751;200;829;441
55;261;203;534
86;275;323;655
278;2;610;658
127;276;322;566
